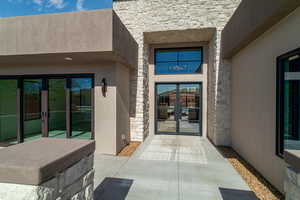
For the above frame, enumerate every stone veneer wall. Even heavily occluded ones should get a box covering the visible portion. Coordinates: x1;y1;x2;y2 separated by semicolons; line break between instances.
113;0;241;144
285;166;300;200
0;154;94;200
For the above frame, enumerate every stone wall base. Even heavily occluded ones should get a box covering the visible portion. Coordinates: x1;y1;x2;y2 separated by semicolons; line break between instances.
285;167;300;200
0;154;94;200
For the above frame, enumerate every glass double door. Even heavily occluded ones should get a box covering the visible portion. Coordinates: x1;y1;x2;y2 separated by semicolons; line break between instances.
23;78;70;141
156;83;202;136
0;76;93;145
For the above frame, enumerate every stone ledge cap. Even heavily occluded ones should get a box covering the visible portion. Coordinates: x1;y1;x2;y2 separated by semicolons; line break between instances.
284;149;300;172
0;138;95;185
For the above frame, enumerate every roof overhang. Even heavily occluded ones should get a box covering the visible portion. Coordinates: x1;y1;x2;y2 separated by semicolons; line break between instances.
222;0;300;59
0;9;138;68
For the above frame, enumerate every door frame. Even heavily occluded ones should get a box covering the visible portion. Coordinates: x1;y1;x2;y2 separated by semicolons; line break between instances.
0;74;95;145
155;82;202;136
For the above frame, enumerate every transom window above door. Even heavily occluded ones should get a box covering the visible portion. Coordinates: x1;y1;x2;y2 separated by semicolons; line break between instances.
155;48;203;75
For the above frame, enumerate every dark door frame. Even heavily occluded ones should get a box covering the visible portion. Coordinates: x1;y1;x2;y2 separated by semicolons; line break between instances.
155;82;202;136
0;74;95;145
276;47;300;157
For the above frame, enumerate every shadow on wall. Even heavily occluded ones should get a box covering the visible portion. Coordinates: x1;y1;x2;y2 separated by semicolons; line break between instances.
129;67;137;118
94;177;134;200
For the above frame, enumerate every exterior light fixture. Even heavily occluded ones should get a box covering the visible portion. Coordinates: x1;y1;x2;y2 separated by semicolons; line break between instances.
102;78;107;97
64;57;73;61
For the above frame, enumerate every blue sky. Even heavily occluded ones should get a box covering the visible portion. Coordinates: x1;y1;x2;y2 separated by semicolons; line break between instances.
0;0;112;18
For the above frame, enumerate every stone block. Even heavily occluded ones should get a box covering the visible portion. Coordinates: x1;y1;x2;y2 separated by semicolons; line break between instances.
84;184;94;200
69;184;93;200
284;170;300;200
286;167;298;185
285;177;300;200
0;153;94;200
71;190;85;200
59;170;94;200
63;154;94;187
83;170;95;188
0;183;54;200
0;138;95;185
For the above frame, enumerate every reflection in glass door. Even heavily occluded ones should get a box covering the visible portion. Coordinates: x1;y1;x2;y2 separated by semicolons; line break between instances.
71;78;92;139
156;83;202;136
0;75;94;145
156;84;177;133
0;80;18;145
48;79;67;138
179;84;201;134
23;79;43;142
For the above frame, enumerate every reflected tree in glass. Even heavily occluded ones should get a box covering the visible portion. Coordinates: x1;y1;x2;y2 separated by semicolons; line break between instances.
48;79;67;138
71;78;92;139
0;80;18;145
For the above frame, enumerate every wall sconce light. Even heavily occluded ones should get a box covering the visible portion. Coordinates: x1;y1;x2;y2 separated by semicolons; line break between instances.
101;78;107;97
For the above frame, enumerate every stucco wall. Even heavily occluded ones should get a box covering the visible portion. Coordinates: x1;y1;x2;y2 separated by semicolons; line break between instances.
113;0;241;143
231;7;300;192
0;62;130;155
0;10;113;55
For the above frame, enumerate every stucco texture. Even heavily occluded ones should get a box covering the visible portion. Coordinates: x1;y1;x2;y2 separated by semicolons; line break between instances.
231;7;300;192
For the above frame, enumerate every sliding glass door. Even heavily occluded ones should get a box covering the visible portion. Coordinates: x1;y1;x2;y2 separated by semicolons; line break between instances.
23;79;43;142
156;83;202;136
0;80;18;145
71;78;93;139
0;75;94;146
48;79;67;138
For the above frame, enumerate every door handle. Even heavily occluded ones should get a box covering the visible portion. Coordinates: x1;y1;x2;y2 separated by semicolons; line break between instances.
41;112;46;122
178;106;182;120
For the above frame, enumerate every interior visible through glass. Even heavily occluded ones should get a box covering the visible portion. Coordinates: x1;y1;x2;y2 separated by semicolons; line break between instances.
179;84;201;134
156;83;201;135
48;79;67;138
23;79;42;142
0;80;18;145
0;76;93;144
71;78;92;139
284;55;300;151
156;84;177;133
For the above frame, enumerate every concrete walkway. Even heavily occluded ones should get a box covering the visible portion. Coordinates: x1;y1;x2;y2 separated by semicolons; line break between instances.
94;135;256;200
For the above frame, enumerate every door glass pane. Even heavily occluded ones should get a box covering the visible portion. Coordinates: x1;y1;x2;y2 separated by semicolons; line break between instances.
179;84;200;135
23;79;42;141
0;80;18;145
48;79;66;138
284;56;300;151
156;84;177;133
71;78;92;139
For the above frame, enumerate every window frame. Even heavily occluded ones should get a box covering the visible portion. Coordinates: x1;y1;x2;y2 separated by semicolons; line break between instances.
276;47;300;157
154;47;204;75
0;73;95;145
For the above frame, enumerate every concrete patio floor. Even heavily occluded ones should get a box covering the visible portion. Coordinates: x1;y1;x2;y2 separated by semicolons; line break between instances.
93;135;257;200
